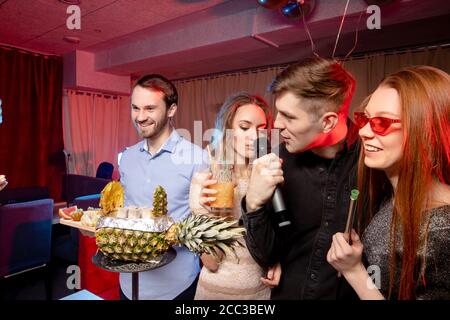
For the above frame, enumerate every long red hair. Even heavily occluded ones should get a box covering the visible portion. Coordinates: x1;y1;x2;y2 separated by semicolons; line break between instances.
357;66;450;299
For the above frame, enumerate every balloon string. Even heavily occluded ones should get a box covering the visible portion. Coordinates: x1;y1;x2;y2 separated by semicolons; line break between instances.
332;0;350;59
301;1;320;58
343;10;364;63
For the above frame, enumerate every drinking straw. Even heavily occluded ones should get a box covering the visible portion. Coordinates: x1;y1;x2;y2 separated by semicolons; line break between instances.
345;189;360;240
206;145;213;163
338;189;359;278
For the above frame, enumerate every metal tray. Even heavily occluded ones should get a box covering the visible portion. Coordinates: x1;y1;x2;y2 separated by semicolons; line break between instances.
92;247;177;273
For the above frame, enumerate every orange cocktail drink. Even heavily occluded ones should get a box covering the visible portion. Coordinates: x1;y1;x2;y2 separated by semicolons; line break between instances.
209;163;234;212
209;181;234;209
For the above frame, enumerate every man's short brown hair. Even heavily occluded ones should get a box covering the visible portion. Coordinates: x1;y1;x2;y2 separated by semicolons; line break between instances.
271;58;355;120
133;74;178;107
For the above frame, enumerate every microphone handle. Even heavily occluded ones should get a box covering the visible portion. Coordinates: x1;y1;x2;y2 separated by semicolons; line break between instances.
272;188;291;228
254;136;291;228
272;188;286;212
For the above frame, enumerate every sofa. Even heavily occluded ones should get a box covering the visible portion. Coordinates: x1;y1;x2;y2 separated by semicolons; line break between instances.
62;174;111;205
0;186;49;206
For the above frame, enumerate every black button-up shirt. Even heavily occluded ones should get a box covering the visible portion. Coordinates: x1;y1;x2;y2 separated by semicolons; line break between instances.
241;141;359;300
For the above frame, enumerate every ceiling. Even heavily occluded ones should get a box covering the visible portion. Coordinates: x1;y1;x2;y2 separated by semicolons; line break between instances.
0;0;229;55
1;0;449;79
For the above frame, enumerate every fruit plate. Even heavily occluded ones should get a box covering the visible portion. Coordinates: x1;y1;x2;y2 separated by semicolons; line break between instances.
59;219;96;234
92;247;177;273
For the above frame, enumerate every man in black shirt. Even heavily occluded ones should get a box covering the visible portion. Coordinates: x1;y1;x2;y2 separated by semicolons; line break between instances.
242;58;359;299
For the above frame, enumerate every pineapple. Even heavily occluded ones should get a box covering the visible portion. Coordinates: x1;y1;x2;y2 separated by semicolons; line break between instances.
96;183;246;262
96;228;171;261
165;214;245;259
99;181;124;214
152;185;168;217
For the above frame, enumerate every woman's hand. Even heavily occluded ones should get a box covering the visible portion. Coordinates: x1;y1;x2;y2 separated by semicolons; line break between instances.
189;170;210;215
327;230;385;300
261;262;282;288
199;173;218;209
200;250;224;273
0;175;7;191
327;229;364;276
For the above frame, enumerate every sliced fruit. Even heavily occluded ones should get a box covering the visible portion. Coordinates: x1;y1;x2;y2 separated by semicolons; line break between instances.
70;209;84;221
99;181;124;214
81;210;100;227
59;206;78;220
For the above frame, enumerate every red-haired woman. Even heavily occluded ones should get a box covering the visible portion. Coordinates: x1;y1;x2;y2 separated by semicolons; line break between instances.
327;66;450;299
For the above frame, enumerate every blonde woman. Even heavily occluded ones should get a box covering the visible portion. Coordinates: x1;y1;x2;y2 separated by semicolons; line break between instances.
190;92;280;300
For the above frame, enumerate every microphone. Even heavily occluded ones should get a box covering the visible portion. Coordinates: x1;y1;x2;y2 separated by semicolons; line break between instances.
255;136;291;228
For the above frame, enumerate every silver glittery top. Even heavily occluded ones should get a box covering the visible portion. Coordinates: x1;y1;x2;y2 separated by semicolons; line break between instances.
363;201;450;300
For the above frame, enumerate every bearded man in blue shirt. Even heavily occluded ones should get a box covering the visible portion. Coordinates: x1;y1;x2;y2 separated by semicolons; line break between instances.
119;74;207;300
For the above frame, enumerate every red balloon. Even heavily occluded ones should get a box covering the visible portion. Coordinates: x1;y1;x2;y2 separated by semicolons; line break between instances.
257;0;290;9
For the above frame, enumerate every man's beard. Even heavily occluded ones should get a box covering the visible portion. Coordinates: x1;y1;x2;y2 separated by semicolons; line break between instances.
135;115;169;139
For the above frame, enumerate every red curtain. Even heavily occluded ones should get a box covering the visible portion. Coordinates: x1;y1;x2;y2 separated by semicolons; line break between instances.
0;46;65;200
63;90;138;179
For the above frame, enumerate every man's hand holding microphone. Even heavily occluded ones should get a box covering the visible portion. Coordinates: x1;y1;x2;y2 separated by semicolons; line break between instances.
244;137;289;289
245;153;284;212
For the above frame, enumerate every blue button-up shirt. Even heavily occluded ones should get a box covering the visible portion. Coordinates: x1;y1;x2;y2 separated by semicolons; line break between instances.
119;129;207;299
